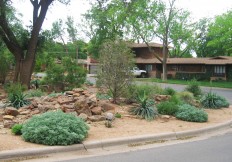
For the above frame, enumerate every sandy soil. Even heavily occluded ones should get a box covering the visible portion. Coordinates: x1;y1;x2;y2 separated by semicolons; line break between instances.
1;105;232;152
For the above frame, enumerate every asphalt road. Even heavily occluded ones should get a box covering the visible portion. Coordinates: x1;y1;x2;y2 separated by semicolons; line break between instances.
150;82;232;104
86;76;232;104
62;131;232;162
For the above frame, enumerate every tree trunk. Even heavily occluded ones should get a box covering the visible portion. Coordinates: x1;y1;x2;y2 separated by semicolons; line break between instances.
162;44;168;81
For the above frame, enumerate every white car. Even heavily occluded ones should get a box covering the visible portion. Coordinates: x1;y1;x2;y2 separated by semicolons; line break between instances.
131;67;147;78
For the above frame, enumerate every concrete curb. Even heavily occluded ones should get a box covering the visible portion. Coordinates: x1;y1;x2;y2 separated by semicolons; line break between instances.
0;120;232;160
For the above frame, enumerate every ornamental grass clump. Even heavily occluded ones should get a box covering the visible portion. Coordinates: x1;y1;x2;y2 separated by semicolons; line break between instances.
21;111;89;146
201;92;229;109
175;104;208;123
185;79;202;97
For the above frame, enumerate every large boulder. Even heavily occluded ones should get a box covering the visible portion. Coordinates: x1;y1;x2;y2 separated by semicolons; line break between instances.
91;107;102;115
5;107;19;116
74;99;92;116
78;113;88;121
99;102;116;113
88;115;105;122
0;114;3;122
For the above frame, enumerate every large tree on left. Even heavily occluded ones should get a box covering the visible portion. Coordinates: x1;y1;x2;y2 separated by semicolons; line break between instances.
0;0;70;87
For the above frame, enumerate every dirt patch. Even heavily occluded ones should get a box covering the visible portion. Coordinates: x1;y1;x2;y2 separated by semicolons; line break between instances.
1;106;232;152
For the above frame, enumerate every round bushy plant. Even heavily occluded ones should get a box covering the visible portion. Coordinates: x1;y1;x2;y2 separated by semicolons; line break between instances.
157;101;179;116
177;91;195;104
163;87;176;96
185;79;202;97
176;104;208;122
201;92;229;109
11;124;23;135
21;111;89;145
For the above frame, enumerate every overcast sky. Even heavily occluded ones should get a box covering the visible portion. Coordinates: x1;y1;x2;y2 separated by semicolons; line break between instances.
14;0;232;32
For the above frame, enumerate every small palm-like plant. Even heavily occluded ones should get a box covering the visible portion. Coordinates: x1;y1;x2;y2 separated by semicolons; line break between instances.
130;91;157;120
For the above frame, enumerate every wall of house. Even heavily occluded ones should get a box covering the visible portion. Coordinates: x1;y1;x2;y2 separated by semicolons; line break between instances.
227;65;232;81
133;47;163;58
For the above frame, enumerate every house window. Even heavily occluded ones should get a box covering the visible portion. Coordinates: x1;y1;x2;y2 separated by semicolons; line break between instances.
145;65;152;72
214;65;225;76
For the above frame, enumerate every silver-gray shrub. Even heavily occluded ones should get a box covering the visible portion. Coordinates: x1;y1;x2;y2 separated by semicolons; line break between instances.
21;111;89;145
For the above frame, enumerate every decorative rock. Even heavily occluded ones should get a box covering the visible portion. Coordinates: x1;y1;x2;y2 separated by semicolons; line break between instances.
88;115;105;122
74;99;92;116
31;101;38;108
0;108;4;115
54;104;61;109
65;91;75;95
57;98;74;105
91;107;102;115
155;95;170;102
73;88;84;93
79;113;88;121
31;109;40;115
73;93;81;97
3;115;14;120
5;107;19;116
100;102;116;112
62;104;74;109
105;112;114;121
3;120;16;128
0;114;3;122
160;115;171;122
66;111;78;116
0;102;6;109
19;110;31;115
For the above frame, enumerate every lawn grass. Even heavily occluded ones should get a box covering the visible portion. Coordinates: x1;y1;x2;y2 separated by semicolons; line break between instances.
136;78;232;89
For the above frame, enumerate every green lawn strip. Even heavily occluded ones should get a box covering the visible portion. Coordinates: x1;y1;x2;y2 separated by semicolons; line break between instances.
136;78;232;89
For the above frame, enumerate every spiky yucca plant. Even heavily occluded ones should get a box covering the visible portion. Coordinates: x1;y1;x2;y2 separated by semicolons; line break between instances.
130;91;157;121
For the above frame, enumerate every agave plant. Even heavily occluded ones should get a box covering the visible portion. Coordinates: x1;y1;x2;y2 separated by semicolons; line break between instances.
130;91;157;120
9;92;30;109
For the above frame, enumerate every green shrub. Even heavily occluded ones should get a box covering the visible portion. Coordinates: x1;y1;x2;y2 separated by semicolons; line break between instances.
25;89;45;98
125;84;163;103
157;101;179;116
185;79;202;97
176;104;208;122
45;57;87;91
21;111;89;145
130;91;157;120
115;112;122;118
169;95;182;105
5;82;27;95
11;124;23;135
163;87;176;96
177;91;195;104
201;92;229;109
96;92;112;100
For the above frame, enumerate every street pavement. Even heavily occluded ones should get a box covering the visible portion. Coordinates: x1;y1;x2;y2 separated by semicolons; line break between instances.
86;76;232;104
62;131;232;162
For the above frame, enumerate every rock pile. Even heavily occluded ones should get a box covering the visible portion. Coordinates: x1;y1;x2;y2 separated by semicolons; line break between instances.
154;95;171;104
0;88;117;129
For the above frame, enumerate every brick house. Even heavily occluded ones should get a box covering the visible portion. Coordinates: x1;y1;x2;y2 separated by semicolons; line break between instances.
85;42;232;81
131;43;232;81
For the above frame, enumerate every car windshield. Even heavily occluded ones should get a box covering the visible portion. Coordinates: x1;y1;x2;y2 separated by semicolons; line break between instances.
134;67;139;70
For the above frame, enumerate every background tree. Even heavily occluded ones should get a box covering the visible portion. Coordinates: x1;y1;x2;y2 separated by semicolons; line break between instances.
84;0;126;58
97;39;134;103
126;0;192;80
206;10;232;56
0;0;70;87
